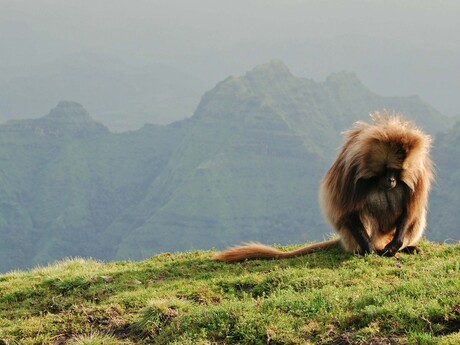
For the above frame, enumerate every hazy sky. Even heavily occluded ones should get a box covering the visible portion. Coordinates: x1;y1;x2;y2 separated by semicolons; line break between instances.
1;0;459;116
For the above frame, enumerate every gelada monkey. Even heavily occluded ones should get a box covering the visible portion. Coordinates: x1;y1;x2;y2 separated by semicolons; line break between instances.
214;112;433;262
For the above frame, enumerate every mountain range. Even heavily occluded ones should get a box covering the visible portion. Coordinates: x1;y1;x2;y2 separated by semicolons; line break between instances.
0;60;456;272
0;52;205;132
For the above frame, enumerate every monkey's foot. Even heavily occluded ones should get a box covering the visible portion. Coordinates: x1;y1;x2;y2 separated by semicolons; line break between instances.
400;246;422;254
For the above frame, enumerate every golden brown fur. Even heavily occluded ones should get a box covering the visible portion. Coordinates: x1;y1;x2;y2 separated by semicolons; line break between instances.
213;239;340;262
214;111;434;262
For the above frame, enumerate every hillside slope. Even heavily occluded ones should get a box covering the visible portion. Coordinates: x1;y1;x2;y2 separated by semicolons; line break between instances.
0;241;459;344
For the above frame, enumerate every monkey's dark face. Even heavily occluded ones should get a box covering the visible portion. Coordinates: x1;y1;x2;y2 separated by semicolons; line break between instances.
357;168;401;194
378;168;399;190
358;142;407;187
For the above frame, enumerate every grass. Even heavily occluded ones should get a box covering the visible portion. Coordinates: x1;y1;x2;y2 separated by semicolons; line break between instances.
0;240;459;344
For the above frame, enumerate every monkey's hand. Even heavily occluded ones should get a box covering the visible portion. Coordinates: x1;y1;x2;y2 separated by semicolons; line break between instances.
378;240;403;257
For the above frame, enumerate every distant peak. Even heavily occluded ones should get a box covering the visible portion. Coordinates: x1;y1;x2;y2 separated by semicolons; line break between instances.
245;59;293;80
46;101;91;120
323;71;372;95
35;101;109;136
325;71;361;84
252;59;290;72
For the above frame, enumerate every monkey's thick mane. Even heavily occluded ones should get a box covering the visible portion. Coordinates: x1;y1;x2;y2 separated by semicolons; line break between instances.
321;111;434;216
342;111;433;192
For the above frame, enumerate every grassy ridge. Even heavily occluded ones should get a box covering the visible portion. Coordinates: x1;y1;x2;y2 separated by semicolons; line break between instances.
0;240;459;344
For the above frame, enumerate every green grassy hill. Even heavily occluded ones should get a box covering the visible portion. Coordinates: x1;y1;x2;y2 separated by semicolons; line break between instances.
1;240;459;344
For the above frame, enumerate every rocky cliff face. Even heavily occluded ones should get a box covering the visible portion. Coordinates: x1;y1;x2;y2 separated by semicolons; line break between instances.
194;60;446;155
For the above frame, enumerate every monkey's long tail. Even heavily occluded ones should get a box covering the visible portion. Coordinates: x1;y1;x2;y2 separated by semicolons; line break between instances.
213;239;341;262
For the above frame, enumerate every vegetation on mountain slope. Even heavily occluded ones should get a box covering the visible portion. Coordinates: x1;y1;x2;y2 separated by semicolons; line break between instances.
430;121;460;242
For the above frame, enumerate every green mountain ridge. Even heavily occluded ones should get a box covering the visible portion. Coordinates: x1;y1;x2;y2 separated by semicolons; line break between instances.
0;60;456;272
196;60;447;156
